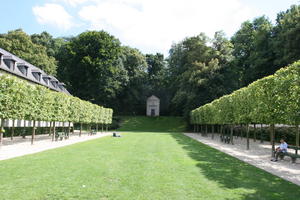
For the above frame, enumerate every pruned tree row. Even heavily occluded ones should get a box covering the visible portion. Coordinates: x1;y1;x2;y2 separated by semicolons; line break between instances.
190;60;300;153
0;74;113;144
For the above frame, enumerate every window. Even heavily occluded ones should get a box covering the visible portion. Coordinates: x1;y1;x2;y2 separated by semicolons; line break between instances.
58;85;65;90
17;64;28;76
51;81;58;88
3;57;15;70
32;72;41;82
3;60;10;69
42;77;50;85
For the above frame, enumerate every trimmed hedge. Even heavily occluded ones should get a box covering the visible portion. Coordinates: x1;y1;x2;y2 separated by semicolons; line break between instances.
191;60;300;126
0;74;113;125
190;61;300;149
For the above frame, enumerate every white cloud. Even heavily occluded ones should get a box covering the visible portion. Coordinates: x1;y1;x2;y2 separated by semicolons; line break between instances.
77;0;256;55
33;3;74;30
53;0;90;7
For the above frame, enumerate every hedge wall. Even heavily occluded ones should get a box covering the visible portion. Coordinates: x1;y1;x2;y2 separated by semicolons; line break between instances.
0;74;113;125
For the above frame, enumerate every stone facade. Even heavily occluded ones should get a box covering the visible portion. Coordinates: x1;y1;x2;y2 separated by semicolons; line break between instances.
146;95;160;116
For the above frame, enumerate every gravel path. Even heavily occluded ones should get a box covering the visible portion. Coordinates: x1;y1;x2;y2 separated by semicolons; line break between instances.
0;131;111;161
185;132;300;186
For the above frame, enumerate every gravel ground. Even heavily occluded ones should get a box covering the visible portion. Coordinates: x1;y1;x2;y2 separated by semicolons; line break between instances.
0;131;111;161
185;132;300;186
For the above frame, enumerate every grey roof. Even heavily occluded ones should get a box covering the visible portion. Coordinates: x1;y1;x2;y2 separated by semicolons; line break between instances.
147;95;160;101
0;48;70;95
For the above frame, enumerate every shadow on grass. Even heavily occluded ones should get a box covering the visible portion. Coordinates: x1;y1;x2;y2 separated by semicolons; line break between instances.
170;133;300;200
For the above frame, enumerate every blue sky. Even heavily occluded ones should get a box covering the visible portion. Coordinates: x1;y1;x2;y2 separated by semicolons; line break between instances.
0;0;299;55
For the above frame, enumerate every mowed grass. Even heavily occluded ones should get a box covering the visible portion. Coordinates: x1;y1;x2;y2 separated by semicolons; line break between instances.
1;132;300;199
117;116;187;132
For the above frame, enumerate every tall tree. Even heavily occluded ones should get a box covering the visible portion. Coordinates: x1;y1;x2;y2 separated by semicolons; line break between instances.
0;29;57;75
31;31;67;58
231;16;274;86
146;53;170;114
57;31;128;107
231;21;255;87
273;4;300;68
249;16;274;81
116;46;148;114
168;33;233;116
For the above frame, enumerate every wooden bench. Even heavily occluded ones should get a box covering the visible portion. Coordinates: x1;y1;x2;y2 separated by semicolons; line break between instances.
55;132;67;141
220;135;230;144
89;130;97;136
287;145;300;154
278;145;300;163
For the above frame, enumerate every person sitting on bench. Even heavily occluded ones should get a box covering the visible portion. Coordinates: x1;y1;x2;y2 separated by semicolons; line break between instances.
271;139;288;162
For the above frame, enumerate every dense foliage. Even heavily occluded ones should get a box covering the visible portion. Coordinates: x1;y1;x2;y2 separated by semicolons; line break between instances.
0;4;299;117
56;31;128;108
0;74;112;124
190;61;300;126
167;32;234;116
0;29;58;75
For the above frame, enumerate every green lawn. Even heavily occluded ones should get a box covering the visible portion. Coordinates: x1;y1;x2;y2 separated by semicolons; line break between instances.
117;116;187;132
0;131;300;199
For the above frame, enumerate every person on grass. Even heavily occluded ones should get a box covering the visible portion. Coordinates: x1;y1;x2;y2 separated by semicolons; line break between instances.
271;139;288;162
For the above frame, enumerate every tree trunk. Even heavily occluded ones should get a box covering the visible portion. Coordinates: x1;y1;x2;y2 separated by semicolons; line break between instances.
246;124;250;150
102;124;104;133
0;118;4;147
68;122;71;139
253;124;256;142
22;120;26;139
52;122;56;141
106;124;108;132
79;123;82;137
220;125;223;141
31;120;36;145
260;124;264;143
211;125;214;139
96;124;98;133
270;124;275;158
49;121;52;136
193;125;196;133
230;125;234;145
296;124;299;155
240;124;243;140
89;124;92;135
200;125;203;136
205;124;208;136
11;119;15;140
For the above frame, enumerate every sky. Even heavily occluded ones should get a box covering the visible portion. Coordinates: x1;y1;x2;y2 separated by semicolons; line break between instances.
0;0;299;56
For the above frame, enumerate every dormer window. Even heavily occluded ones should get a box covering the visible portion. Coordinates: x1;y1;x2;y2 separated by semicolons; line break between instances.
42;75;50;85
0;53;3;65
51;80;58;88
17;63;28;76
58;83;66;91
32;71;42;82
3;56;16;70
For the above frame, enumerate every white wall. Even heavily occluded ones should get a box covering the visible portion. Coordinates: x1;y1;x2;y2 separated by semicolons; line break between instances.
146;98;160;116
0;119;73;127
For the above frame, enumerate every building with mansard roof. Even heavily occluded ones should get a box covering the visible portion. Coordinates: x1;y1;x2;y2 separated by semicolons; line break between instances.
0;47;71;128
0;47;70;95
